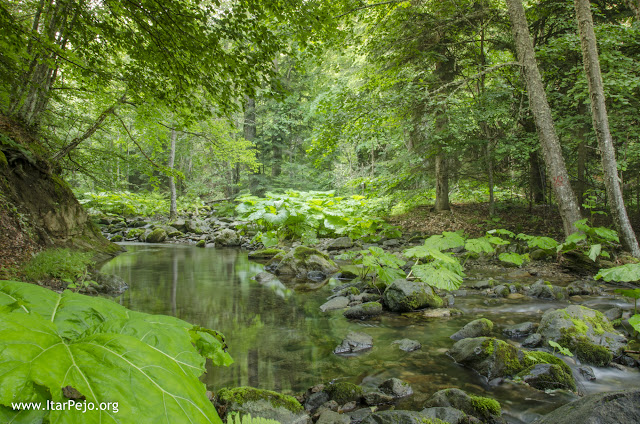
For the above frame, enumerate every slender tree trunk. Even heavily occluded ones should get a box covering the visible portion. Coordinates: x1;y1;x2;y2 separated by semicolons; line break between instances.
506;0;582;236
168;128;178;221
435;149;450;211
529;151;545;204
577;141;587;209
574;0;640;257
486;141;495;216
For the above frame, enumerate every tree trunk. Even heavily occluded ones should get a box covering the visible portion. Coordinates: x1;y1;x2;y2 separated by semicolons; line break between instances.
486;141;495;216
435;149;450;211
574;0;640;257
243;97;256;142
577;141;587;209
168;128;178;221
529;151;545;204
506;0;582;236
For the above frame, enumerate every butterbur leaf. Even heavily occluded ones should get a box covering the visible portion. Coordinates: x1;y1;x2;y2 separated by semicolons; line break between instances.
595;263;640;282
629;314;640;332
411;264;463;291
588;244;602;262
498;252;529;267
377;267;406;285
464;238;495;254
614;288;640;299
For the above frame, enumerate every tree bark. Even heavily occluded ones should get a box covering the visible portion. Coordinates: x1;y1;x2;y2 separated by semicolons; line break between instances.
168;128;178;221
529;151;545;204
506;0;582;236
577;141;587;209
435;149;450;211
574;0;640;257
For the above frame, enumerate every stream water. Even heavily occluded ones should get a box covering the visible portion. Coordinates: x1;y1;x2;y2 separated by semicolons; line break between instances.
100;243;640;423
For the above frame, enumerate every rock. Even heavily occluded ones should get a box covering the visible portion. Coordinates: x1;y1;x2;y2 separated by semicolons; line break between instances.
316;409;349;424
530;249;552;261
360;410;433;424
92;271;128;294
382;239;400;247
566;280;601;296
383;279;443;312
503;322;536;339
328;237;353;251
185;219;209;234
320;296;350;312
392;339;422;352
248;248;285;260
507;293;525;300
274;246;339;279
339;401;357;413
527;280;566;300
304;391;329;412
324;382;363;404
578;366;596;381
469;280;495;290
451;318;494;341
378;378;412;398
537;305;626;365
522;333;542;348
363;392;395;406
126;228;145;239
253;271;280;284
421;407;479;424
423;388;503;423
110;234;123;242
216;387;309;424
604;307;623;322
196;240;206;248
334;332;373;354
144;228;167;243
343;302;383;320
532;389;640;424
215;228;240;247
403;308;463;319
493;284;510;297
507;270;530;279
517;363;577;391
448;337;575;387
169;218;187;231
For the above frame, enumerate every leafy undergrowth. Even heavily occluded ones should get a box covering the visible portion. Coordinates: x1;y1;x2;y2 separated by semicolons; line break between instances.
0;280;232;424
77;191;208;218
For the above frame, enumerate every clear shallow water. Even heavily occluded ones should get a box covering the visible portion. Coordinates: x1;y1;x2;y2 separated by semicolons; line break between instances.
101;243;640;423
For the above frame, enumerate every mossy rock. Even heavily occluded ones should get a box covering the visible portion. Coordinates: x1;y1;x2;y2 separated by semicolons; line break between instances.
450;318;493;341
126;228;144;239
324;382;363;404
248;249;285;260
144;228;167;243
110;235;123;242
274;246;338;278
572;338;613;366
517;363;577;392
216;387;307;424
424;388;502;422
0;150;7;167
196;240;206;248
383;279;443;312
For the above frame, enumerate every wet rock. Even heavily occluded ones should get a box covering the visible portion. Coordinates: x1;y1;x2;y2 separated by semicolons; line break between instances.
503;322;536;339
185;219;209;234
325;382;363;404
339;401;357;413
360;410;433;424
248;248;285;260
469;280;495;290
421;407;478;424
423;388;503;423
216;386;308;424
578;366;596;381
274;246;339;279
392;338;422;352
522;333;542;348
403;308;463;319
527;280;566;300
334;332;373;354
537;305;626;365
382;239;400;248
307;270;327;282
363;392;394;406
144;228;167;243
493;284;510;297
532;389;640;424
110;234;123;242
530;249;552;261
383;279;443;312
215;228;240;247
328;237;353;251
517;363;577;391
320;296;350;312
378;378;412;399
451;318;494;341
604;307;623;322
566;280;601;296
316;409;349;424
92;271;128;294
304;391;329;412
343;302;383;320
169;218;187;231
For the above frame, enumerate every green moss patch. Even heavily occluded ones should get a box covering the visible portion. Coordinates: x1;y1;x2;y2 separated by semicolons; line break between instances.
217;387;303;414
325;382;363;404
469;395;501;419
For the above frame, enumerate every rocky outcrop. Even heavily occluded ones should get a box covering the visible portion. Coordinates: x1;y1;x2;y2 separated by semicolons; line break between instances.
533;389;640;424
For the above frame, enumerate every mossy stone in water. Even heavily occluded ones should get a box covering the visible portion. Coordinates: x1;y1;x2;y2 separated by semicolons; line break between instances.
324;382;363;404
248;248;284;259
517;363;577;391
217;386;303;414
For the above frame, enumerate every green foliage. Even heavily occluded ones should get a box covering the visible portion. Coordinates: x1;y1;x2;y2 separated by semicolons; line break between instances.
548;340;573;357
464;234;509;255
20;248;94;282
405;236;465;291
499;252;530;267
236;191;401;244
78;191;206;217
613;288;640;315
629;315;640;334
558;219;618;262
226;413;281;424
337;247;406;287
596;264;640;283
516;234;558;251
0;280;232;423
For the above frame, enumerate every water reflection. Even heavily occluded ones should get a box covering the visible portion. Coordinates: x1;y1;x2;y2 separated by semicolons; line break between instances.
101;243;640;423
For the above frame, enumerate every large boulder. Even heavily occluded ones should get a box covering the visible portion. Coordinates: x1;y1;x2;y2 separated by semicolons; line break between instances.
537;305;626;366
448;337;575;389
274;246;338;279
144;228;167;243
423;388;503;423
450;318;494;341
216;387;309;424
215;228;240;247
383;279;443;312
533;389;640;424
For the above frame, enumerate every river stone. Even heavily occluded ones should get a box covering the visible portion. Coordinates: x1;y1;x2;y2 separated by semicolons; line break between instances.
392;338;422;352
320;296;350;312
169;218;187;231
493;284;510;297
526;280;558;300
567;280;601;296
532;389;640;424
448;337;525;379
503;322;536;339
537;305;627;362
343;302;383;320
421;407;479;424
325;382;363;404
604;307;623;322
379;378;412;398
316;409;349;424
248;248;285;260
215;228;240;246
360;410;433;424
451;318;494;341
403;308;463;319
363;392;395;406
423;388;503;423
304;391;329;412
383;279;443;312
275;246;339;278
518;363;577;391
578;366;596;381
334;332;373;354
144;228;167;243
328;237;353;251
522;333;542;348
185;219;209;234
93;271;128;294
109;234;123;242
216;387;308;424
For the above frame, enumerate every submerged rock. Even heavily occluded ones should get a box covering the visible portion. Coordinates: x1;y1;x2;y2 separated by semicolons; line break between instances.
92;271;128;294
503;322;536;339
392;338;422;352
383;279;443;312
320;296;350;312
532;389;640;424
451;318;494;341
334;332;373;355
379;378;413;399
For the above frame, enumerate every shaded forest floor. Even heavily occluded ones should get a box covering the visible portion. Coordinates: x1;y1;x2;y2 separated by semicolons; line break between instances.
389;201;640;240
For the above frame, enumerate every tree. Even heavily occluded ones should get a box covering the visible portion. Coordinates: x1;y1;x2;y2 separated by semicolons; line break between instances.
506;0;582;236
574;0;640;257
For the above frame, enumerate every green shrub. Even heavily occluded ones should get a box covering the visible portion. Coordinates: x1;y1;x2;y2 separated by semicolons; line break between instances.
21;248;94;281
226;413;281;424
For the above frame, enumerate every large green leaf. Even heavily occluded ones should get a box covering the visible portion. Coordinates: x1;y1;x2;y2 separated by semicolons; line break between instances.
0;281;230;423
629;314;640;332
411;264;463;291
464;238;495;254
595;263;640;282
422;232;465;251
498;252;529;267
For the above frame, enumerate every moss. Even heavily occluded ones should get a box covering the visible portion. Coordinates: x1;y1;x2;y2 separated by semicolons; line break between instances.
0;150;7;167
574;339;612;366
110;235;123;242
543;281;553;287
324;382;363;404
126;228;144;239
469;395;501;418
248;248;284;259
292;246;329;261
217;387;303;414
426;294;444;308
516;364;577;392
196;240;206;248
521;351;572;375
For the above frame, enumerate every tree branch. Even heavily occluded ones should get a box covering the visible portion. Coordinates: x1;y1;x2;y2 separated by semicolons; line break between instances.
113;113;162;169
334;1;404;19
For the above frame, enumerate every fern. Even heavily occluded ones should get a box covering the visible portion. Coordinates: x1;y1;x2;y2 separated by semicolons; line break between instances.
226;413;281;424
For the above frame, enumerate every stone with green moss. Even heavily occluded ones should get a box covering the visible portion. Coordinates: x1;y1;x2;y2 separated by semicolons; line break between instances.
216;387;307;424
144;228;167;243
110;235;123;242
424;388;502;422
517;363;577;391
196;240;206;248
248;248;284;260
126;228;145;239
343;301;383;320
0;150;7;167
274;246;338;278
450;318;493;341
361;410;447;424
383;279;443;312
324;382;363;404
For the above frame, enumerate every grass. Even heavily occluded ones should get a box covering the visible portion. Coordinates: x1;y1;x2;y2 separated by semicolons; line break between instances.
20;248;94;282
